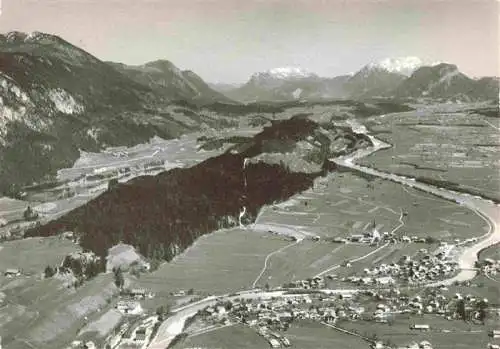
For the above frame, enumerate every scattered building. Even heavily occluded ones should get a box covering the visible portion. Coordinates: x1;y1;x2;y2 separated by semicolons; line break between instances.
4;269;21;278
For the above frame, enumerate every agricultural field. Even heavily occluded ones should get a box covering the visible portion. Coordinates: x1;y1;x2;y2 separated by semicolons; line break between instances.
0;236;79;275
256;171;488;241
172;324;270;349
136;228;292;296
284;320;371;349
173;320;371;349
359;106;500;201
339;314;498;349
479;243;500;261
0;273;118;349
0;197;29;223
254;241;373;288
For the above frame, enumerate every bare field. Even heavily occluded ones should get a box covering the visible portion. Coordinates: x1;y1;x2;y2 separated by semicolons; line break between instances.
360;107;500;201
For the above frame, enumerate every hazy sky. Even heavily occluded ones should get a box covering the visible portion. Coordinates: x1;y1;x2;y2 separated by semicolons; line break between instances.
0;0;498;83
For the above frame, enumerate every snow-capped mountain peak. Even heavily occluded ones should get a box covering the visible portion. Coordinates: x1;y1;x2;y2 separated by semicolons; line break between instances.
367;57;424;76
250;66;317;82
266;67;315;79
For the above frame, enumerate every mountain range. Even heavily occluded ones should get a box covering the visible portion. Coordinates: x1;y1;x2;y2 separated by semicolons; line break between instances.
219;58;499;103
0;31;236;194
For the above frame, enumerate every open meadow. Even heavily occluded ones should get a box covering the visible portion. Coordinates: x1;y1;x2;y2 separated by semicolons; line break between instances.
136;228;292;297
172;320;371;349
0;236;79;275
340;314;498;349
172;324;270;349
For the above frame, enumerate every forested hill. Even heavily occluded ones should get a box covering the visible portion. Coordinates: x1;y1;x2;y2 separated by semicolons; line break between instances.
26;115;372;264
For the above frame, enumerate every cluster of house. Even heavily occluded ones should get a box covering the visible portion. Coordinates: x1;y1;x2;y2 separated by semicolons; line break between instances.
115;288;154;315
392;340;434;349
478;257;500;276
256;326;291;348
199;292;366;347
334;230;427;245
283;276;325;289
123;316;157;344
361;287;489;323
343;247;457;286
116;300;143;315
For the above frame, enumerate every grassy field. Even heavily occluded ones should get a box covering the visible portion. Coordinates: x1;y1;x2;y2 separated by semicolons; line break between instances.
340;314;497;349
256;241;373;288
136;228;291;296
173;321;371;349
0;273;118;349
479;243;500;261
360;107;500;201
256;171;488;241
172;324;270;349
281;320;370;349
0;197;29;222
0;236;80;275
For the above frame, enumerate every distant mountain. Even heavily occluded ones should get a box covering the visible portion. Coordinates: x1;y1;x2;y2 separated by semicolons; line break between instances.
0;31;236;193
224;59;498;103
209;82;242;92
224;66;350;102
108;60;235;104
344;65;407;98
393;63;499;101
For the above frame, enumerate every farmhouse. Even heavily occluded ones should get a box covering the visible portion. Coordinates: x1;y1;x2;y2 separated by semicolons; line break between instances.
134;327;147;342
116;301;142;315
269;338;280;348
489;329;500;339
4;269;21;278
129;288;154;299
410;324;430;331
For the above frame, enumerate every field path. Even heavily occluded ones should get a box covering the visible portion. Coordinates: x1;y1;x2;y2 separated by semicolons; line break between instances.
251;239;301;288
314;242;390;278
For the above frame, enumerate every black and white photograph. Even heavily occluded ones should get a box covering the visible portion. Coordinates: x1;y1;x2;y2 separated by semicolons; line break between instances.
0;1;498;348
